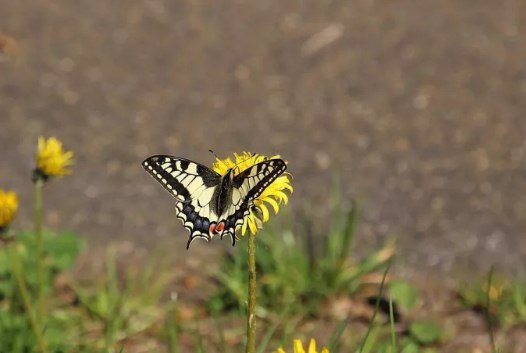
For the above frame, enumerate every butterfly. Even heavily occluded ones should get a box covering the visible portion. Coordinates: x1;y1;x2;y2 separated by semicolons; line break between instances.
142;155;287;249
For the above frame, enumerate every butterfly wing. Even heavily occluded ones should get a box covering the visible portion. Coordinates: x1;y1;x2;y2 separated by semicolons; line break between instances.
219;159;287;245
142;155;222;248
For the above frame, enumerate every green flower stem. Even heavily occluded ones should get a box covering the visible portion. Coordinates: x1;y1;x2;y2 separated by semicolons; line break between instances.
8;245;48;353
35;179;45;326
246;232;257;353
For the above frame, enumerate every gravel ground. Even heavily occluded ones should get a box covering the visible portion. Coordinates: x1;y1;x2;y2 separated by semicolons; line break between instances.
1;0;525;276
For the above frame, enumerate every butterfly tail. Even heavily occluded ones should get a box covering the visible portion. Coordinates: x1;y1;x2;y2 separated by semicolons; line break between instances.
220;231;237;247
175;203;212;249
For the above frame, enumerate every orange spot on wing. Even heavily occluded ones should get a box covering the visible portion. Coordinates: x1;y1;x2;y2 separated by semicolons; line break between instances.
216;222;225;232
209;223;216;234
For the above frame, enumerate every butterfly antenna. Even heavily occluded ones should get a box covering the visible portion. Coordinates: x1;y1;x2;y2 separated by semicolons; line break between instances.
208;149;219;159
209;149;230;170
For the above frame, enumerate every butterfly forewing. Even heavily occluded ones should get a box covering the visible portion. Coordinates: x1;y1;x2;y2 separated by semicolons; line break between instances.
219;159;287;241
142;156;220;201
233;159;287;203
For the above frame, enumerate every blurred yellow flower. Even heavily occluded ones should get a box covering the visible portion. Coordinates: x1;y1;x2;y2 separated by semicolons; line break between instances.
487;279;507;301
0;32;19;56
488;285;503;301
212;152;293;235
273;338;329;353
0;189;18;228
35;136;74;179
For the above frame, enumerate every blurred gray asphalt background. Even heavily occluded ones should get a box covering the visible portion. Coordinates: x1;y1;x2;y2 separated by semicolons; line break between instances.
1;0;525;276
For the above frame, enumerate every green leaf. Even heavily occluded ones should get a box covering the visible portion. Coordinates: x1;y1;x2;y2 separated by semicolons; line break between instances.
390;280;419;309
45;231;85;270
409;320;442;344
513;280;526;317
400;340;419;353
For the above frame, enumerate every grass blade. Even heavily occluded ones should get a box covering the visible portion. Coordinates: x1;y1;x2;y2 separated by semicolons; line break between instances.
357;261;391;353
485;267;498;353
256;317;283;353
389;294;397;352
167;310;179;353
326;317;349;353
338;200;358;265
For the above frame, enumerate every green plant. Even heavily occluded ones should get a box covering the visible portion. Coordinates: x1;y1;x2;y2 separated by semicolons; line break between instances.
0;231;84;298
0;230;84;353
390;280;442;351
458;273;526;328
73;249;174;351
162;308;180;353
209;200;393;317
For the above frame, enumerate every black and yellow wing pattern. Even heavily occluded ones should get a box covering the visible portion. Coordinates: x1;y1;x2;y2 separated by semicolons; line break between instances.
142;155;286;249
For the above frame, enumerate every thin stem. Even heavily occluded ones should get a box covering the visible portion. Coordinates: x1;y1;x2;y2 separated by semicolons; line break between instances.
8;245;48;353
246;232;257;353
485;267;497;353
35;179;45;326
358;262;391;353
389;294;397;352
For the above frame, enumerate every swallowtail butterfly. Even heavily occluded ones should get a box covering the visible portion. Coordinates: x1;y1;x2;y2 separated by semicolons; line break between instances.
142;155;287;249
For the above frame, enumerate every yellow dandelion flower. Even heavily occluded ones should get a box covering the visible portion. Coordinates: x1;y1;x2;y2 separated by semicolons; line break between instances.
272;338;329;353
35;136;74;180
212;152;293;236
0;189;19;229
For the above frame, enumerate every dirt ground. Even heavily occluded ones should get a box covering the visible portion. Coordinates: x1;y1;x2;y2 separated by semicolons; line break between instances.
1;0;526;277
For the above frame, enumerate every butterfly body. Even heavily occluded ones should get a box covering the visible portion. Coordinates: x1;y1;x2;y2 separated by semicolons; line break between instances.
211;168;235;218
142;155;286;249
